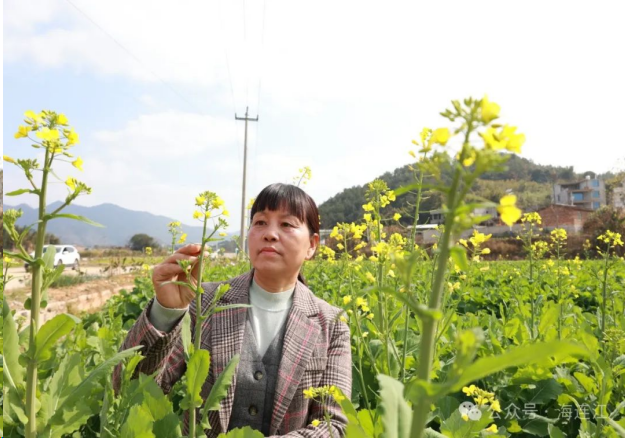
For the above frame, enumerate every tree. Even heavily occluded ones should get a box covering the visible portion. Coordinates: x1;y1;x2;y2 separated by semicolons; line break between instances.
128;233;160;251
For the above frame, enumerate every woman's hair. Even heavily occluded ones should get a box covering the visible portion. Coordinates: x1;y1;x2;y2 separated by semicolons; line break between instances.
250;183;320;236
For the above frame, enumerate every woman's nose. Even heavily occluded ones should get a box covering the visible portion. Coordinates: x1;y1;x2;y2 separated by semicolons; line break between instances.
263;226;279;241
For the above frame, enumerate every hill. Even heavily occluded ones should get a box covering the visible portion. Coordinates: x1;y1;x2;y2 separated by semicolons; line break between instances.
318;155;610;228
4;201;209;248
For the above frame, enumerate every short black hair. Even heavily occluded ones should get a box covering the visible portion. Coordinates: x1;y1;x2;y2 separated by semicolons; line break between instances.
250;183;320;236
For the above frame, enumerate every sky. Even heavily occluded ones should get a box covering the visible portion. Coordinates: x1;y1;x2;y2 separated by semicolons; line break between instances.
3;0;625;233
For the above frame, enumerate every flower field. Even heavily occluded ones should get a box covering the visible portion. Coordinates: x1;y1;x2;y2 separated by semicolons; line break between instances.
2;99;624;437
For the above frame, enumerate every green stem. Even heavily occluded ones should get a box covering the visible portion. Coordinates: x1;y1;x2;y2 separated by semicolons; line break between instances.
410;168;462;438
25;149;51;438
189;214;210;437
600;245;610;342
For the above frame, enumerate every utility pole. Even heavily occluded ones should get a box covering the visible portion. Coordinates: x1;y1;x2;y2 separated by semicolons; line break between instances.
235;107;259;256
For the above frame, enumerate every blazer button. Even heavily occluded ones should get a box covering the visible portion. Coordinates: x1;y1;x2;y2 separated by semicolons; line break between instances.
254;370;263;381
249;405;258;416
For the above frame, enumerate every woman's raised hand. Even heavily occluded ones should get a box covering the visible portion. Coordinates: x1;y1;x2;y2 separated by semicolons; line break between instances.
152;244;207;309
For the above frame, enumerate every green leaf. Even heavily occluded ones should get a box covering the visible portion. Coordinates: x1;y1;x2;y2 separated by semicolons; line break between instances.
217;426;264;438
120;405;155;438
548;424;566;438
6;188;35;196
50;346;142;424
46;213;104;227
181;349;210;410
405;341;589;405
181;312;193;360
606;417;625;438
201;354;239;429
440;406;492;438
377;374;412;438
450;246;469;271
43;244;56;268
3;297;25;389
33;314;77;362
213;304;253;313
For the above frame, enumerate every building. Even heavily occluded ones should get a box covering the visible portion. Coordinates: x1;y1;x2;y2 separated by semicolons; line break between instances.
611;179;625;210
535;204;594;233
552;177;606;210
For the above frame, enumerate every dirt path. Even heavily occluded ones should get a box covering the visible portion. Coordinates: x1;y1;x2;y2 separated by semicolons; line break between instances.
6;273;139;323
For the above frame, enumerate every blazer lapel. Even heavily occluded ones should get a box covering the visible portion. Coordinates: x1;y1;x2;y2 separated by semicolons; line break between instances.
270;281;321;435
209;271;253;433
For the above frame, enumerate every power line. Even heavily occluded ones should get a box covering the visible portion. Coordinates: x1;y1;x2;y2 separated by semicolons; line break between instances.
242;0;249;108
64;0;204;114
256;0;267;116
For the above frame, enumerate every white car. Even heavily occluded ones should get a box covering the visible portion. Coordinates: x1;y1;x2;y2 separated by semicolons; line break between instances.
25;245;81;271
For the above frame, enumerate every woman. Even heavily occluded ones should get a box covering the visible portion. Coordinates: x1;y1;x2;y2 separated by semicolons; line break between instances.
114;183;352;437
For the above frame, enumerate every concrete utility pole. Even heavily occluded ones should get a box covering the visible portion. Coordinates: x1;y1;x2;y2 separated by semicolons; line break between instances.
235;107;259;255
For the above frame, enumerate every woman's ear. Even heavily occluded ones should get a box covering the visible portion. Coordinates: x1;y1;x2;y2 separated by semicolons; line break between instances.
306;233;320;260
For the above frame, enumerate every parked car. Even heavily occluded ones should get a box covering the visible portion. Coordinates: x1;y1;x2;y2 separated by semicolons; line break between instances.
24;245;81;272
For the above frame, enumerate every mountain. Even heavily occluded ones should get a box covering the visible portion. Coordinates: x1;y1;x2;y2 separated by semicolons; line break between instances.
4;201;210;248
318;155;610;228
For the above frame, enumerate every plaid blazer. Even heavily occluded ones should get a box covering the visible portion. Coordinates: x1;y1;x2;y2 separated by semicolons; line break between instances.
113;270;352;437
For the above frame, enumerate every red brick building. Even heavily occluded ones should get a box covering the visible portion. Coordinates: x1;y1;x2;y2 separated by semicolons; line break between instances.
536;204;594;232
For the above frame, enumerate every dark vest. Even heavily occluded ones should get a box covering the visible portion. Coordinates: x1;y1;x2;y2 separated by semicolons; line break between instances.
227;312;286;435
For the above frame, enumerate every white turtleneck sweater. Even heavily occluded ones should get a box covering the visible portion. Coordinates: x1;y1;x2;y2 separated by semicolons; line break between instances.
149;280;294;357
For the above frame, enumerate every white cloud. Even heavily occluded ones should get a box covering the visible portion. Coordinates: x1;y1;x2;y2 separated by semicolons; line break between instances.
4;0;625;231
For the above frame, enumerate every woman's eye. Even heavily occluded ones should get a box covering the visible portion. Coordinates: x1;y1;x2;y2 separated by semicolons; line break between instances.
254;220;266;226
282;222;293;228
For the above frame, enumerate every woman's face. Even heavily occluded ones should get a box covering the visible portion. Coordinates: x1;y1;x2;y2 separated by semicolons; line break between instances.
248;208;318;279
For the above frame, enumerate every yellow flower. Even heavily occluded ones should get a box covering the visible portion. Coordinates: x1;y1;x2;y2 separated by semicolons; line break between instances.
14;125;30;138
363;213;372;222
337;243;344;250
25;110;44;125
142;264;151;271
497;195;522;226
393;212;401;221
362;202;374;212
462;385;477;395
501;125;525;153
212;196;225;208
387;269;395;278
205;211;212;218
343;296;352;305
311;419;320;427
360;304;370;312
366;313;374;320
66;129;79;145
4;155;17;164
4;256;12;263
430;127;450;146
462;149;477;167
408;150;416;158
339;315;348;323
303;388;316;399
57;113;68;125
66;177;78;191
490;399;501;413
481;248;491;254
485;424;498;433
219;232;227;237
461;414;469;422
193;211;202;220
480;95;500;123
72;157;84;171
178;233;187;244
195;195;206;206
365;272;375;283
145;247;153;255
36;127;60;141
222;209;230;217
